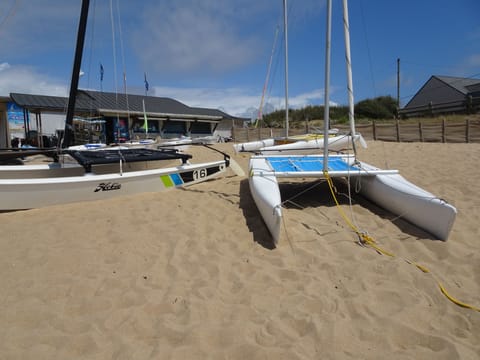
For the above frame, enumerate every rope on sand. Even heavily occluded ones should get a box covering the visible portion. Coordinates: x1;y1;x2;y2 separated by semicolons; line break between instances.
323;171;480;313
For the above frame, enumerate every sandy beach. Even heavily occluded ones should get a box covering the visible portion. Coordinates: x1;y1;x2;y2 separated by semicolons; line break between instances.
0;141;479;359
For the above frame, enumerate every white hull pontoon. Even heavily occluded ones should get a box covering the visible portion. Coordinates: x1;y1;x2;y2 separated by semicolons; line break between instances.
355;162;456;240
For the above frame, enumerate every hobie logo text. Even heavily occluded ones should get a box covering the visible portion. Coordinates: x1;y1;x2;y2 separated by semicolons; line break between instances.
94;182;122;192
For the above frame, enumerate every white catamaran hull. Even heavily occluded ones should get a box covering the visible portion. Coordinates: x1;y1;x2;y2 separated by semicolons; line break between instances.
259;134;364;155
233;130;341;153
0;160;227;210
248;155;456;243
234;139;275;153
354;162;456;241
234;132;360;154
248;157;283;244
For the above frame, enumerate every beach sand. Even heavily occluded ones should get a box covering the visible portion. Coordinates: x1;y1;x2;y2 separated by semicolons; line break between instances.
0;141;479;359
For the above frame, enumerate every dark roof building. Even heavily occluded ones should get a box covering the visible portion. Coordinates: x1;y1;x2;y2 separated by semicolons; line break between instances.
2;90;247;146
400;75;480;117
10;90;240;121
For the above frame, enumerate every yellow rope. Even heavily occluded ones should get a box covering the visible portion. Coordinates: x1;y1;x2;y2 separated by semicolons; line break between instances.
323;170;480;312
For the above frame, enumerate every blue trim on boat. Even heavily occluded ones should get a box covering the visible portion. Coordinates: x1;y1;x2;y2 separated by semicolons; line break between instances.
170;173;184;185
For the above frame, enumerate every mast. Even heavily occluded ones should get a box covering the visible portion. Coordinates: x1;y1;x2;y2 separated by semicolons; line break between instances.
63;0;90;148
343;0;355;137
322;0;332;171
397;58;400;114
283;0;289;137
256;26;279;127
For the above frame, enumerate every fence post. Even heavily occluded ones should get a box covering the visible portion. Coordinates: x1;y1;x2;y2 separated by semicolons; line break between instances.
466;119;470;143
396;119;400;142
372;121;377;140
442;119;446;143
419;121;423;142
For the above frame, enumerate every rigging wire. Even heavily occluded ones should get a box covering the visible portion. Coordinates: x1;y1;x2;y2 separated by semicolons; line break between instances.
0;0;17;32
84;0;97;118
256;25;280;128
115;0;130;123
358;0;377;98
266;33;282;114
109;0;118;101
108;0;123;142
264;0;294;122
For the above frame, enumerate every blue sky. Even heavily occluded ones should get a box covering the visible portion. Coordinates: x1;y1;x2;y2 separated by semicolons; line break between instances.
0;0;479;117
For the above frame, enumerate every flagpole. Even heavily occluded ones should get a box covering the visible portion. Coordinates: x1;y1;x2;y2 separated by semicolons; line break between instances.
100;63;104;92
142;98;148;138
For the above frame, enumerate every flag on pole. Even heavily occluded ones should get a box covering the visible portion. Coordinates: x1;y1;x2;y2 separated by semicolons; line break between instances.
100;63;104;81
144;72;149;93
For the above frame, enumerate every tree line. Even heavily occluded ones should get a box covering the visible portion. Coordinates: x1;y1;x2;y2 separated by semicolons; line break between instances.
259;95;398;127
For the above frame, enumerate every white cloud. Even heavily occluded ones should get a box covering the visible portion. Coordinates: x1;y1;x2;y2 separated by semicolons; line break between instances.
131;3;263;76
0;62;67;97
466;54;480;69
451;53;480;78
0;62;11;72
152;86;261;116
129;0;322;78
289;89;326;108
153;85;326;117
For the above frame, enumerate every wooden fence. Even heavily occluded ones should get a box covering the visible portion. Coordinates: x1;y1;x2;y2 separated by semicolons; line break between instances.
232;119;480;144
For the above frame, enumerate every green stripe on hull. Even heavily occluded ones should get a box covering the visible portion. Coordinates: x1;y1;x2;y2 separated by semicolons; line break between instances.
160;174;175;188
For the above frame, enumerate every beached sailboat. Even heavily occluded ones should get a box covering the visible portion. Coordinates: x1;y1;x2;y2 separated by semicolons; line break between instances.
0;0;230;210
234;0;363;155
248;0;456;244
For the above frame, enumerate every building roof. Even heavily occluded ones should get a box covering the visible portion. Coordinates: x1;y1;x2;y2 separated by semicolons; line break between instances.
434;75;480;95
10;93;72;112
190;106;235;118
9;90;241;122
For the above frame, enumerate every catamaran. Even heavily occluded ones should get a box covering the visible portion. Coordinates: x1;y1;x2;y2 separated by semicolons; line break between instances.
248;0;456;244
0;0;230;211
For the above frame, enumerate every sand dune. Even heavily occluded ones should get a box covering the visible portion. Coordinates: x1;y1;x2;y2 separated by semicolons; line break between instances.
0;141;479;359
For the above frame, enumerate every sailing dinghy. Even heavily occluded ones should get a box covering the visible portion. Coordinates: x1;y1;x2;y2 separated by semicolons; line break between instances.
0;0;230;210
248;0;456;244
0;149;229;210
